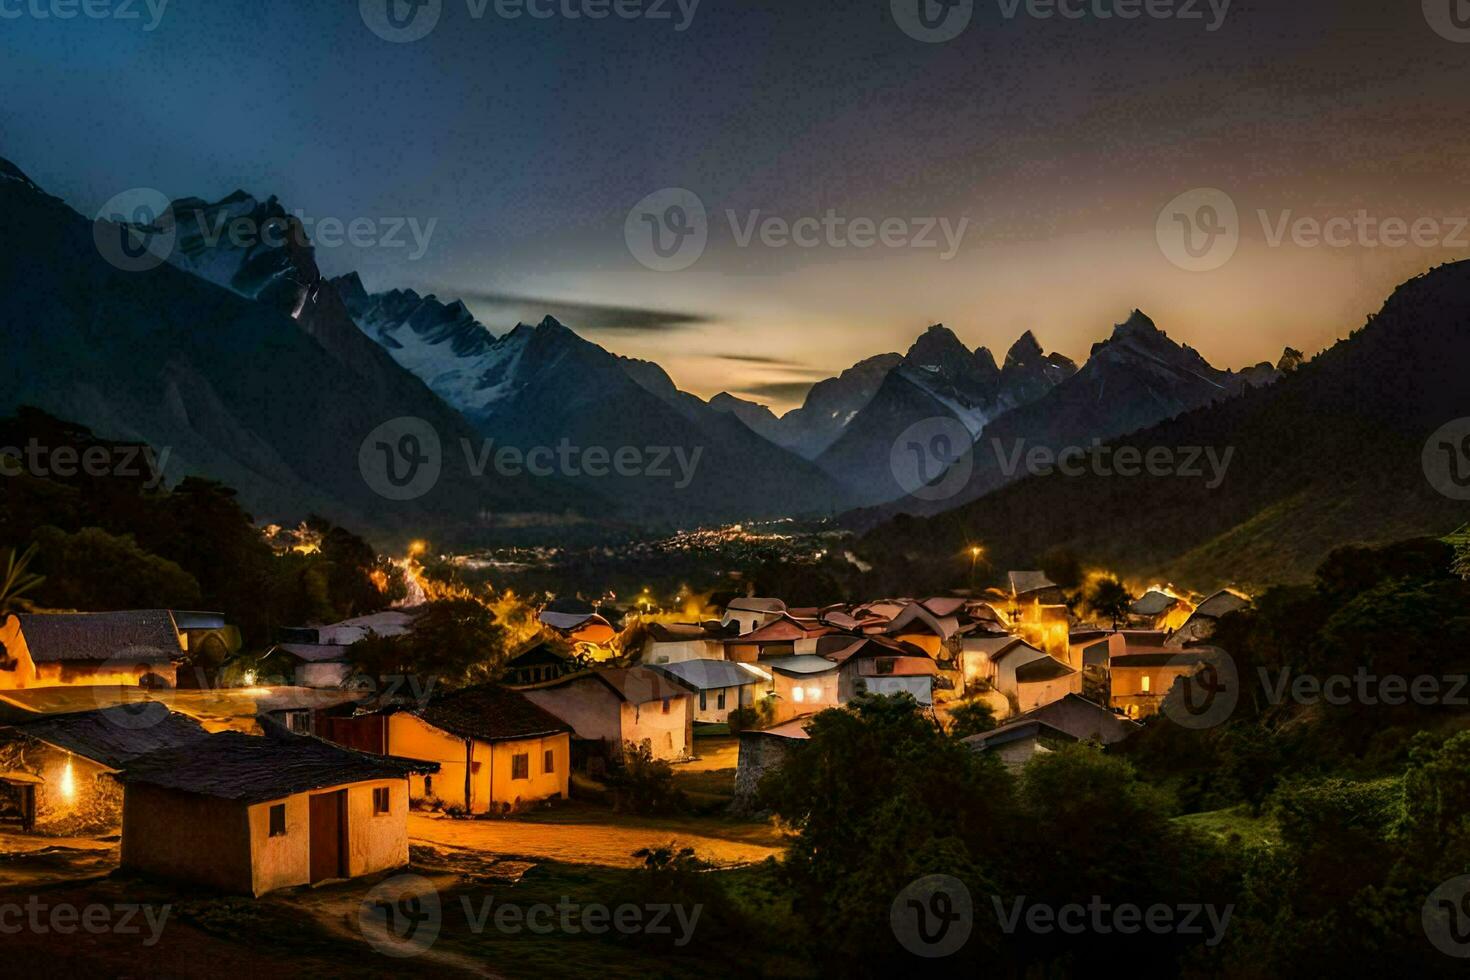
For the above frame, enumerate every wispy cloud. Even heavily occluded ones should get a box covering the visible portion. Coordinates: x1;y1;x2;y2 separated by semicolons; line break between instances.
440;288;713;334
736;381;818;403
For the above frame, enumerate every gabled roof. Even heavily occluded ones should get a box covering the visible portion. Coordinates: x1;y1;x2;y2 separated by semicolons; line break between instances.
270;642;352;664
649;659;763;691
14;611;181;664
1009;693;1140;744
647;622;725;643
1194;589;1251;618
741;716;813;741
412;684;571;742
964;634;1027;657
918;596;968;618
507;641;571;668
725;597;786;614
726;616;832;644
990;639;1049;665
964;718;1079;751
1008;571;1058;596
815;634;927;665
1129;590;1181;616
762;655;839;677
114;730;437;803
170;611;228;630
9;703;208;769
884;602;960;641
538;610;614;636
523;666;688;705
1013;655;1077;682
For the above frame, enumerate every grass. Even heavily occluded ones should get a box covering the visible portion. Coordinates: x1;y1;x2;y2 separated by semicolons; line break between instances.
1173;804;1281;849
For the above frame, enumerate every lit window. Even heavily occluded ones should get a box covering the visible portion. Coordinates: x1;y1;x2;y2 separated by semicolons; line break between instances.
372;787;390;814
512;753;529;779
1141;675;1152;693
268;803;286;837
792;686;805;703
543;749;555;774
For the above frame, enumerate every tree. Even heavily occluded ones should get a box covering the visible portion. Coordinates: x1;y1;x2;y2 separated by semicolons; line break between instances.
1083;574;1132;629
347;598;507;690
30;525;200;610
947;698;998;739
0;543;44;615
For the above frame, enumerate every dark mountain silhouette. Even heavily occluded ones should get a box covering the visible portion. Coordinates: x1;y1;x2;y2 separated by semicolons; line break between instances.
857;262;1470;591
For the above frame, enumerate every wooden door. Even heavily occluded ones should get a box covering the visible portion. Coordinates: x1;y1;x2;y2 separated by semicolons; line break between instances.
308;790;347;883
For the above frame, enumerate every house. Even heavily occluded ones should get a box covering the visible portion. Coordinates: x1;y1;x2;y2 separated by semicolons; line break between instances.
313;608;421;645
1170;589;1251;644
641;622;729;665
1067;630;1126;670
1005;693;1139;745
266;642;355;689
1013;654;1082;712
648;660;771;724
518;667;693;761
959;633;1028;688
114;729;436;896
722;597;787;635
883;601;962;659
0;702;207;832
503;642;579;686
1110;648;1218;718
964;719;1078;771
1127;590;1194;631
1008;570;1066;606
733;715;811;813
722;615;832;662
169;611;242;687
762;656;841;723
0;611;183;690
819;636;937;705
320;685;571;813
986;638;1052;697
538;598;618;648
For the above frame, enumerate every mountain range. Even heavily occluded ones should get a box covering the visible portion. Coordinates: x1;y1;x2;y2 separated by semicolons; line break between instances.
856;260;1470;590
1;154;1335;554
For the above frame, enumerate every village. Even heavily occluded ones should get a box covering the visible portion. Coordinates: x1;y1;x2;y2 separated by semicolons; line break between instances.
0;561;1248;953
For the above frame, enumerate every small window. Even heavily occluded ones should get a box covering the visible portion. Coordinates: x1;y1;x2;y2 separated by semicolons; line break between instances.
699;690;708;711
792;686;805;703
285;710;310;734
876;658;896;675
543;749;555;774
424;775;434;796
268;803;286;837
717;690;726;710
372;786;390;814
512;753;529;779
661;698;670;714
1141;675;1152;693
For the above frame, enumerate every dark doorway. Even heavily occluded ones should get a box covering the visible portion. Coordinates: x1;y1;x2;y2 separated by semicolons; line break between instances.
308;790;347;883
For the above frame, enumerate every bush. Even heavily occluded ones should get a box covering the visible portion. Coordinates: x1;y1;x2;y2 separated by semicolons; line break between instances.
605;742;685;814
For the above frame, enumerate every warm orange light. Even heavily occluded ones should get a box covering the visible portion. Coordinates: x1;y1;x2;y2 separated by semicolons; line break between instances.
58;756;76;804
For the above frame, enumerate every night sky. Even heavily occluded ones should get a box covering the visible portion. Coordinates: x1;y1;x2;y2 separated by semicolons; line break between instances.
4;0;1469;410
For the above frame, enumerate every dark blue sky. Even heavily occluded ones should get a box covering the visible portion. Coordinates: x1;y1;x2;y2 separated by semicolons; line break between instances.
5;0;1469;407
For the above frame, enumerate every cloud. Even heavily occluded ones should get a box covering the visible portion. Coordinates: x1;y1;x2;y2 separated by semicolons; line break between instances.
713;353;811;369
735;381;818;403
441;288;713;334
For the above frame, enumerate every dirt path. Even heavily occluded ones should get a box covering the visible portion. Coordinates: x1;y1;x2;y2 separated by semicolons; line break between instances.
408;813;783;869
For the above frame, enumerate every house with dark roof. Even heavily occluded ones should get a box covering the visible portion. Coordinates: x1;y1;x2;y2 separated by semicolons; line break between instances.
761;655;842;722
733;715;811;813
0;703;207;833
1007;693;1140;745
1127;590;1194;630
319;684;572;813
517;666;694;762
817;635;938;706
1013;654;1082;713
1110;647;1222;718
113;729;436;896
0;611;183;690
641;621;731;665
963;719;1079;771
503;641;579;686
648;659;771;723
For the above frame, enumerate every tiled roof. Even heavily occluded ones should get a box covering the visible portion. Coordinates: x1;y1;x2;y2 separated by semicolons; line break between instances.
15;611;181;663
1129;590;1181;616
1008;571;1058;596
649;660;761;691
413;684;571;742
115;730;437;803
1013;655;1077;682
10;703;208;769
